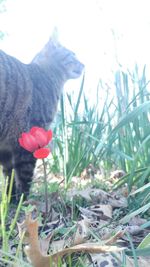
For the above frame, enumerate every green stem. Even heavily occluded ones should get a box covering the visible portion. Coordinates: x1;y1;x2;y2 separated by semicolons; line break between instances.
42;159;48;215
60;94;68;188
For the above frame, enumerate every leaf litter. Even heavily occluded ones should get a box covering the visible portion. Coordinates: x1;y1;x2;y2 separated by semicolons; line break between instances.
2;168;150;266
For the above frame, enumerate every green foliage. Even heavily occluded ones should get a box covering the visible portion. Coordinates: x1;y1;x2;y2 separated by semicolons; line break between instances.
0;170;27;266
108;65;150;203
52;76;116;185
138;233;150;249
51;64;150;209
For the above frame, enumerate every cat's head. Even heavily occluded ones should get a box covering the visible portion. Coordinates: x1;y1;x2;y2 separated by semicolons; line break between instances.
49;45;84;80
32;29;84;81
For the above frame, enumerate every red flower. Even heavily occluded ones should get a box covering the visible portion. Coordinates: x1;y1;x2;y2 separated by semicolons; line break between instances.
33;148;50;159
19;127;52;159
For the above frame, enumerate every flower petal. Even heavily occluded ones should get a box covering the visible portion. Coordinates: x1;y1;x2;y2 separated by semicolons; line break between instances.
30;127;42;134
33;148;50;159
19;133;39;152
30;127;51;147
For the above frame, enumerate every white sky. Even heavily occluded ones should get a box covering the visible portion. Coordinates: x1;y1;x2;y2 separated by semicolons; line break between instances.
1;0;150;97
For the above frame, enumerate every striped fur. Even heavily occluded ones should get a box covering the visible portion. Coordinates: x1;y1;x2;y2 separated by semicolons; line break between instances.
0;36;84;201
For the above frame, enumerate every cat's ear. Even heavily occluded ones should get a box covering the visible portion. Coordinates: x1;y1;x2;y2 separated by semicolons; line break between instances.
48;27;59;47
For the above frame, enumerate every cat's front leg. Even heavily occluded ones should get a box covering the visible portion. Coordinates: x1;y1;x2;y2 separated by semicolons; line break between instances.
13;148;37;201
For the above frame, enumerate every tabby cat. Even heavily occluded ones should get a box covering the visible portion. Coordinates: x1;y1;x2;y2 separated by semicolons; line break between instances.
0;33;84;201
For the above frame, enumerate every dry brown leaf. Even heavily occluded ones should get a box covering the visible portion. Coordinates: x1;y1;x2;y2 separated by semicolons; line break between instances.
18;214;57;267
39;233;53;255
71;218;90;245
104;229;126;245
49;239;66;254
79;204;112;223
21;215;52;267
67;187;128;207
90;252;150;267
129;216;147;226
90;252;123;267
51;243;124;259
99;226;125;241
18;213;124;267
110;170;126;180
126;225;143;235
19;213;150;267
79;206;98;218
107;191;128;207
90;204;113;219
67;187;93;201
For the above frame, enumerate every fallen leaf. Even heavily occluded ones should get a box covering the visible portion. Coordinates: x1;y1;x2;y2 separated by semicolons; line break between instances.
129;216;147;226
40;233;53;255
126;225;143;235
90;252;150;267
72;218;90;245
90;204;113;219
18;213;124;267
67;187;128;207
49;239;66;254
110;170;126;180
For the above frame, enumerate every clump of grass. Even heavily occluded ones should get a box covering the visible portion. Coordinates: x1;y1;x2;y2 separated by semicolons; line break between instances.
0;169;27;266
51;66;150;192
52;76;116;185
